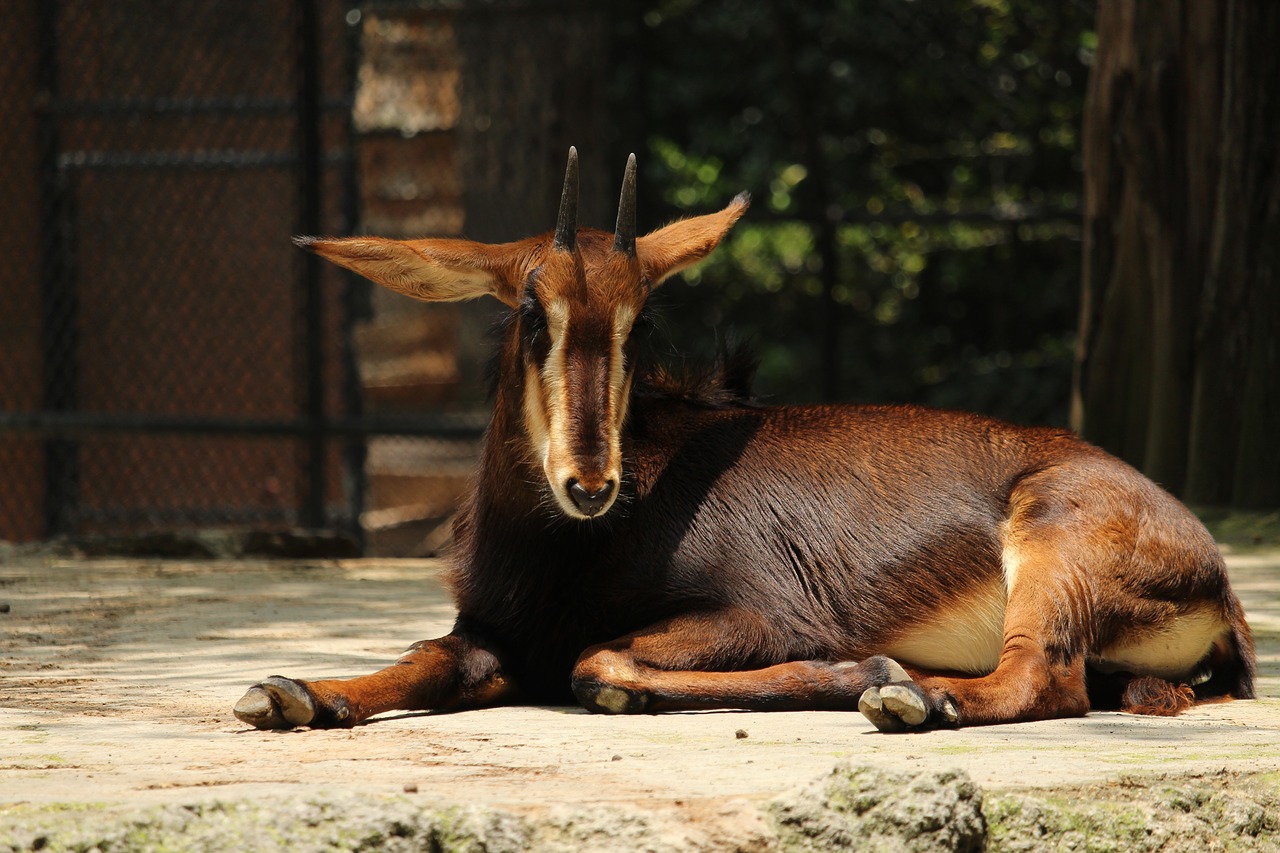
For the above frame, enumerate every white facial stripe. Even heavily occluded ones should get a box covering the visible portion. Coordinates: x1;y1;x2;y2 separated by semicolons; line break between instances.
521;298;567;474
609;304;638;431
616;373;634;433
544;297;570;338
541;299;573;476
522;361;551;468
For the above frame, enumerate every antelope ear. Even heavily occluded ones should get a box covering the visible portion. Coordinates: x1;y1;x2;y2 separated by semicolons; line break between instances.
294;235;527;308
636;193;749;288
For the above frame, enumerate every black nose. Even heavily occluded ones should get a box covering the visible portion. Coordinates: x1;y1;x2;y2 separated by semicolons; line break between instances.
567;479;615;517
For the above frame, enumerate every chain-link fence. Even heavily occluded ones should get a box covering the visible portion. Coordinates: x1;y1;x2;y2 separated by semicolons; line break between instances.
0;1;490;553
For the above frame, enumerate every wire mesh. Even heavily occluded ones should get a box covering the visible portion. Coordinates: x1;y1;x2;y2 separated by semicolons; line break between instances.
0;1;369;545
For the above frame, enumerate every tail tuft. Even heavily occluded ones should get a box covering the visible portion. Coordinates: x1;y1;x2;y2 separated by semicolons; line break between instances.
1121;676;1195;716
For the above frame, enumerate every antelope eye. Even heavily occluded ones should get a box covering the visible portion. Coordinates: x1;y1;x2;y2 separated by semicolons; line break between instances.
520;298;547;338
519;299;552;364
628;306;655;340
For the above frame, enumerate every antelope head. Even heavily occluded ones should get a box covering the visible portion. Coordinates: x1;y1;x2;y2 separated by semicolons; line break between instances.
298;148;747;520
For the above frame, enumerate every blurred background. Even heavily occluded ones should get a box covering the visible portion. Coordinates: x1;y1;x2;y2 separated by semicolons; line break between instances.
1;0;1275;556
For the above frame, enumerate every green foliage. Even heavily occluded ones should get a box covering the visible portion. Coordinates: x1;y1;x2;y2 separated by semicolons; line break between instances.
625;0;1094;424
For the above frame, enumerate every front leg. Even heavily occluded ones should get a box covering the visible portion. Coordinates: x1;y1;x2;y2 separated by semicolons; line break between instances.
570;609;905;713
233;632;514;730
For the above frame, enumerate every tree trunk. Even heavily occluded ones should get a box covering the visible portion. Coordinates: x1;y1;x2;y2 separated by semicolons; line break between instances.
1074;0;1280;507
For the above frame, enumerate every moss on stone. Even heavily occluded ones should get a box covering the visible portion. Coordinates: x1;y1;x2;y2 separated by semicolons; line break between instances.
5;766;1280;852
985;775;1280;852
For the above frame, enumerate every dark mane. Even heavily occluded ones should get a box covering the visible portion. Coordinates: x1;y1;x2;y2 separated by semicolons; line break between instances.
636;344;761;408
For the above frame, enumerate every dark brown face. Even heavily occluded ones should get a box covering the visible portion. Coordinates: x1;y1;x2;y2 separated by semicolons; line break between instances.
516;233;648;520
294;148;748;522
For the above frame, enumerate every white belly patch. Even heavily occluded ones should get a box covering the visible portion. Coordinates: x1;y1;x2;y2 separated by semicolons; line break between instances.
1092;608;1228;680
882;578;1006;675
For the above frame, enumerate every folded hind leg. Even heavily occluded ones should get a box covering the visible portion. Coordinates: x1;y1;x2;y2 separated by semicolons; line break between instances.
866;460;1250;731
861;501;1095;731
860;638;1089;731
571;609;913;714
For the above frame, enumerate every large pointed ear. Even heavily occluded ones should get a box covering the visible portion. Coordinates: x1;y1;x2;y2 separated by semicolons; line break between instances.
294;235;530;308
635;193;749;288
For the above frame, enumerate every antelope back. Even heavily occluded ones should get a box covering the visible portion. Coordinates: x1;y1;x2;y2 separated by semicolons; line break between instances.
298;148;748;519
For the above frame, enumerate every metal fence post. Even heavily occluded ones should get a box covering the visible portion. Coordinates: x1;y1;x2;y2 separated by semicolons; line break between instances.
339;4;369;550
297;0;326;530
36;0;80;537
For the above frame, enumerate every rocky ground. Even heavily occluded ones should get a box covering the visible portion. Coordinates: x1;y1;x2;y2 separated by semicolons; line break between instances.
2;545;1279;851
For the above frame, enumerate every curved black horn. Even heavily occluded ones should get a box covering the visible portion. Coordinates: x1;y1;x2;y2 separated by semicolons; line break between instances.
554;146;579;251
613;153;637;256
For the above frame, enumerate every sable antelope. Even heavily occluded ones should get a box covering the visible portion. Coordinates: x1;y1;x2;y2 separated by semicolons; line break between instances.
235;149;1254;733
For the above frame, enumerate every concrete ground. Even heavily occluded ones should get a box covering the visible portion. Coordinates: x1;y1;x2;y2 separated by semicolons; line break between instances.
2;548;1280;849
